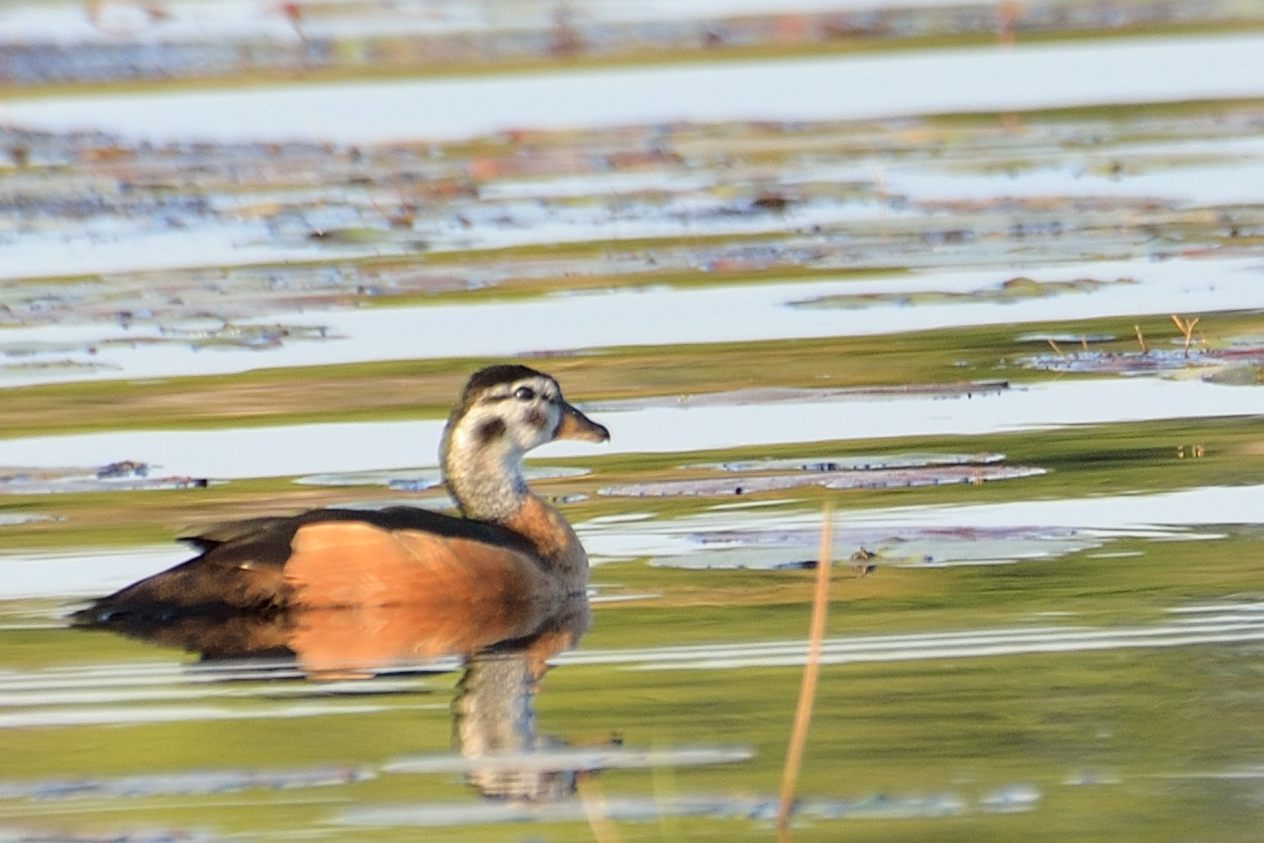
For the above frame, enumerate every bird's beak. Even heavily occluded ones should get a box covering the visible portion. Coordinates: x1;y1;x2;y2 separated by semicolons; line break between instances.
555;402;610;443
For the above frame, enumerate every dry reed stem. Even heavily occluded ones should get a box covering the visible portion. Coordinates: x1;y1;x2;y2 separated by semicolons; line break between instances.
776;504;834;838
1170;314;1200;357
1046;338;1063;356
1134;324;1148;354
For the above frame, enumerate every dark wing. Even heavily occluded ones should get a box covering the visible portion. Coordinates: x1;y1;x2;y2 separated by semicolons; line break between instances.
73;507;539;624
179;507;536;555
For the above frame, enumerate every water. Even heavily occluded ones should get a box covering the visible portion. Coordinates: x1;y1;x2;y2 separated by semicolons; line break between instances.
3;256;1261;386
3;14;1264;842
0;377;1258;479
7;35;1264;143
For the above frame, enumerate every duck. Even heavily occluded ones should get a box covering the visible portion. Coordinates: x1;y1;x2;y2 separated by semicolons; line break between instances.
76;364;609;625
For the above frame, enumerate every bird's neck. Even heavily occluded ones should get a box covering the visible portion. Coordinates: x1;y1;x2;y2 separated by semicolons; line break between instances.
442;435;528;525
441;429;588;587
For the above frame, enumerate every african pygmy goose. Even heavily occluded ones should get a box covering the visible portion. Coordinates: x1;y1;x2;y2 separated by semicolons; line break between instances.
76;365;609;624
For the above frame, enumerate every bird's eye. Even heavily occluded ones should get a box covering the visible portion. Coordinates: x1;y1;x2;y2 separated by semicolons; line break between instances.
513;386;536;401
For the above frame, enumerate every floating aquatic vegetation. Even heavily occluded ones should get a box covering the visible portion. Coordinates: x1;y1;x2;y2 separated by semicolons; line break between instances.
0;462;208;494
0;357;115;377
590;382;1010;412
153;320;333;351
601;452;1041;499
706;452;1007;473
792;276;1136;310
293;470;442;491
4;0;1250;90
1;100;1262;389
1020;344;1264;384
647;526;1099;570
601;464;1044;498
584;484;1258;569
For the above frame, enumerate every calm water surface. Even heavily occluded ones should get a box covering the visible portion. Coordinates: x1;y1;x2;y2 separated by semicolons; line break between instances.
3;18;1264;842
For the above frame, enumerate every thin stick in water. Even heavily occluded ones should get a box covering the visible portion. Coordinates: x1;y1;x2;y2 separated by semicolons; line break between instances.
1170;314;1200;357
777;504;834;836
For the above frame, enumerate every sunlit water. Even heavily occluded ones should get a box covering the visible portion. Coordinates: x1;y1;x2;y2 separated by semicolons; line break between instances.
2;256;1261;386
4;24;1264;843
7;35;1264;143
0;377;1258;479
5;483;1253;602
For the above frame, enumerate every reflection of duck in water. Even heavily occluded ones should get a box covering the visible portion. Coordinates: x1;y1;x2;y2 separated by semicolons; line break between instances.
453;603;590;802
76;364;609;624
83;589;595;801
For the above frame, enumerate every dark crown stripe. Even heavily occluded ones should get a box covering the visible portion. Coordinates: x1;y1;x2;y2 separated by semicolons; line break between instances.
463;364;549;399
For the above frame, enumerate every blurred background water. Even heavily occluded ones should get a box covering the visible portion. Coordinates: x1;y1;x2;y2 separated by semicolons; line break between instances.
2;2;1264;840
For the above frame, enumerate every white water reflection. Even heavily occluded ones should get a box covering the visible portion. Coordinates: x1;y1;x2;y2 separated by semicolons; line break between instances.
336;791;969;827
829;485;1259;532
11;484;1258;603
0;376;1258;480
0;546;191;600
6;36;1264;144
557;605;1264;670
782;134;1264;207
0;765;369;801
0;190;900;284
579;484;1259;563
0;701;399;730
383;745;752;775
486;136;1264;209
0;0;1007;46
1;256;1260;387
0;220;374;283
0;679;425;709
422;194;911;253
881;158;1264;208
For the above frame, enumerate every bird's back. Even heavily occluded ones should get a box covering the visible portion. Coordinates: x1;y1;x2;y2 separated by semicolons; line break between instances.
74;507;548;624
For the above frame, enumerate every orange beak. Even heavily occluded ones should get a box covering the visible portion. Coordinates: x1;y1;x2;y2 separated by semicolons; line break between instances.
555;402;610;443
